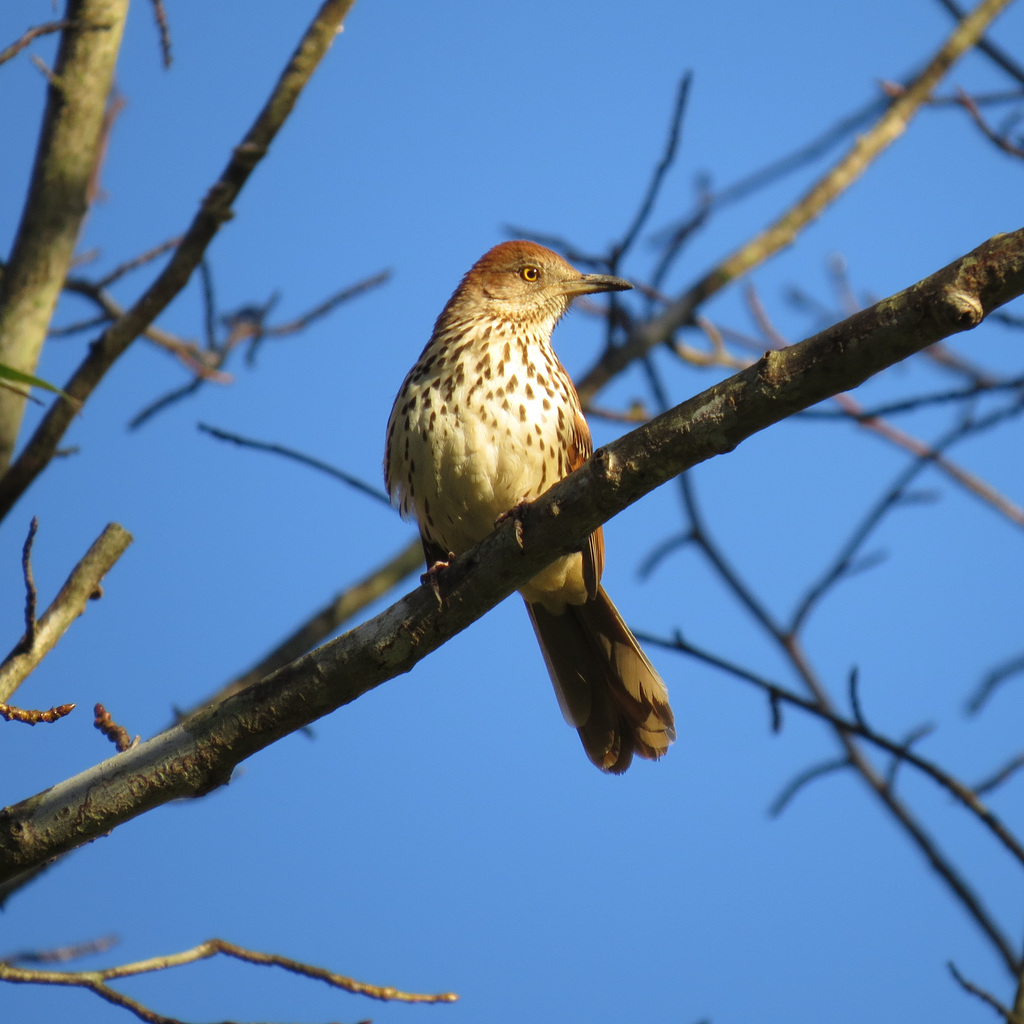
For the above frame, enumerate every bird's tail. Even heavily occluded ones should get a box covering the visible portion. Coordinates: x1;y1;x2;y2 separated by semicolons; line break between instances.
525;587;675;773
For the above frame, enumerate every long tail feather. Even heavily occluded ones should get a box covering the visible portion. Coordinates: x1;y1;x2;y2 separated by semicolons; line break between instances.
525;587;675;773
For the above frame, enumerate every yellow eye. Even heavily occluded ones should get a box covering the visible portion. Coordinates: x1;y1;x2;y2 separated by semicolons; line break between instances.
520;265;540;282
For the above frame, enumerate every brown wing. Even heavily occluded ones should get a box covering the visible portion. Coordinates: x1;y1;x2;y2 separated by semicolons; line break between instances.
565;383;603;600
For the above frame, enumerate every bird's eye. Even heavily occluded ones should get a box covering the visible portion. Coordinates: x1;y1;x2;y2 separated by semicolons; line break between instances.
520;265;540;282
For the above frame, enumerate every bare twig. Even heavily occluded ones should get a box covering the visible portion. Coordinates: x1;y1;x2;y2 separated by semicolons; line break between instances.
935;0;1024;86
886;724;937;789
130;380;204;429
147;0;171;68
770;757;850;816
641;630;1024;869
63;275;231;380
19;517;39;652
93;236;183;289
260;268;392;337
3;934;118;965
0;937;457;1024
130;269;387;426
0;21;73;67
947;961;1015;1020
198;422;392;507
47;313;111;337
87;88;126;205
968;652;1024;713
797;376;1024;420
612;72;693;268
198;259;217;349
0;703;75;725
956;87;1024;158
175;538;424;718
94;703;132;752
974;754;1024;797
832;390;1024;530
0;523;132;703
791;399;1024;635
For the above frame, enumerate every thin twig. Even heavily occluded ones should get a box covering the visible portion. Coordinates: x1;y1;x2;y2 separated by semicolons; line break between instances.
199;260;217;350
0;703;75;725
790;399;1024;635
261;268;391;336
63;276;230;380
0;523;132;703
0;936;457;1024
935;0;1024;86
770;757;850;816
947;961;1015;1020
127;378;204;430
198;422;392;507
797;377;1024;420
956;86;1024;158
612;72;693;267
174;538;424;719
19;517;39;653
642;630;1024;869
93;236;182;290
2;934;118;965
0;21;72;67
974;753;1024;797
147;0;172;68
94;703;133;752
968;652;1024;714
885;724;937;789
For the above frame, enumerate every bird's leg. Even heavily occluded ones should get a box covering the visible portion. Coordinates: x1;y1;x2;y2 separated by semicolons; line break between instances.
420;555;454;604
495;501;530;550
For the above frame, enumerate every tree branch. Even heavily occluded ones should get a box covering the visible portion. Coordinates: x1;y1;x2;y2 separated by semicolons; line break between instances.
0;2;129;470
0;523;132;703
176;538;424;717
0;936;456;1024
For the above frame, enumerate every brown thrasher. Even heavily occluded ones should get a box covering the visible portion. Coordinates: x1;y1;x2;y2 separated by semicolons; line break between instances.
385;241;675;772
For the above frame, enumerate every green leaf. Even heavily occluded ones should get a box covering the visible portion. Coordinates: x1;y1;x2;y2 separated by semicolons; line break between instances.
0;363;77;405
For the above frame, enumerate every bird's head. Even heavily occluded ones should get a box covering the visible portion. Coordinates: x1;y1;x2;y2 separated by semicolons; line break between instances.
440;240;632;331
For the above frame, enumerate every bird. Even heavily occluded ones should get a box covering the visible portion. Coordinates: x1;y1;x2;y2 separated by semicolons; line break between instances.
385;240;675;773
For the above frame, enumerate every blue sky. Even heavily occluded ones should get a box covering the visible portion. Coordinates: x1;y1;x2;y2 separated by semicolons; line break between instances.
2;1;1023;1022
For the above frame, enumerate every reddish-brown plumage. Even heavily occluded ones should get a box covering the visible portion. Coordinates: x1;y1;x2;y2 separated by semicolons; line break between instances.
386;241;674;772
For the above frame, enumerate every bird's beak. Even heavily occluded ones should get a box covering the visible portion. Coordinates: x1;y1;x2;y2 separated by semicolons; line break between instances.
562;273;633;296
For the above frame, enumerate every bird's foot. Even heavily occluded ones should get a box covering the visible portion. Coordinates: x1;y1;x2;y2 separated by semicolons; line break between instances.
421;556;454;604
495;502;529;550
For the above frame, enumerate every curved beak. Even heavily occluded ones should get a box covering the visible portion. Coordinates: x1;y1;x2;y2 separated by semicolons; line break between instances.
562;272;633;296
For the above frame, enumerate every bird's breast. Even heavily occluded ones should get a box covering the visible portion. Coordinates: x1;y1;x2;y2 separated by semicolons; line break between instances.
389;328;575;557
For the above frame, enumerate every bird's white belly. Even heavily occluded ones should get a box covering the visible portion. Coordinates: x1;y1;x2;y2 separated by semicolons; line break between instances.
413;385;553;554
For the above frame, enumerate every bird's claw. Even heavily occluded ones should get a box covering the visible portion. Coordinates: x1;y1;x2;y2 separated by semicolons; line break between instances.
496;502;529;550
421;557;453;604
